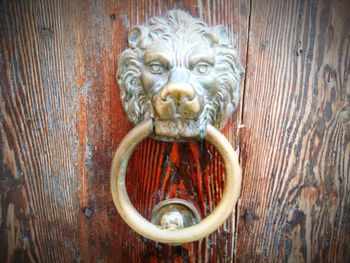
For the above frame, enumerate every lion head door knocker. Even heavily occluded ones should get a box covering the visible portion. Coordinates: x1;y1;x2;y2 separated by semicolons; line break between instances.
111;10;243;244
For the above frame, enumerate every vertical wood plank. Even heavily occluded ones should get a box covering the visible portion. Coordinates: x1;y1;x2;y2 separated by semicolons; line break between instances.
236;0;350;262
0;0;81;261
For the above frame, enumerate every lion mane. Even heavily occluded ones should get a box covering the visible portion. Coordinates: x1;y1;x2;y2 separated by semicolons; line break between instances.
117;10;243;137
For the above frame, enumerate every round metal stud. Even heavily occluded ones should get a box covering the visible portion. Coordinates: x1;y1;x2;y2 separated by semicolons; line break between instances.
151;199;201;230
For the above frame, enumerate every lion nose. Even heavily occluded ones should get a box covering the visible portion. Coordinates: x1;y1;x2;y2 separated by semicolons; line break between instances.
159;83;195;105
155;83;202;120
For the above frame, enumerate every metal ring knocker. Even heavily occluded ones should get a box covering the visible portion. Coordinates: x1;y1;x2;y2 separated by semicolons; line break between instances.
110;120;241;244
111;10;243;244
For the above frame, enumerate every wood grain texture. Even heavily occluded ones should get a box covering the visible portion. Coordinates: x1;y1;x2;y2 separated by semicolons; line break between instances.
3;0;349;262
236;0;350;262
0;0;250;262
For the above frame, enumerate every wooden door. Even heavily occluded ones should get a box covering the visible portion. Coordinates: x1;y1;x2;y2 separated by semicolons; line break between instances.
1;0;349;262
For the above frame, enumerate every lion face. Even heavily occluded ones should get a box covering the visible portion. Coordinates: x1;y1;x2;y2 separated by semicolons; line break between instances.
117;10;243;141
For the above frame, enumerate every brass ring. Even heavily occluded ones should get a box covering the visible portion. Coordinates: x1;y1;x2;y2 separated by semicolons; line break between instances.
110;120;241;244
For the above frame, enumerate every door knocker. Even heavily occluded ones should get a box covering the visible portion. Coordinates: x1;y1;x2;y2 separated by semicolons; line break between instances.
111;10;243;244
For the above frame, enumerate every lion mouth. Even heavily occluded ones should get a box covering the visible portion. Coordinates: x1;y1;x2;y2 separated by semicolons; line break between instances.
153;110;208;141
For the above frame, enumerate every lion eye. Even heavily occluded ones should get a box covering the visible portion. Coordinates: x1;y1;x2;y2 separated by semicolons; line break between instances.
193;63;210;75
148;62;165;74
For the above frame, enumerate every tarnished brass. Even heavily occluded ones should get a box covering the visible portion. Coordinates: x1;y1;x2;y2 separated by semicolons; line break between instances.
117;10;243;141
150;199;201;230
111;10;243;244
110;120;241;244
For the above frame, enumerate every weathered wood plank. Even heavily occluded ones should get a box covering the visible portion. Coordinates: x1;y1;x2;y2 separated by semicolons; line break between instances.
236;0;350;262
0;0;250;262
0;0;81;261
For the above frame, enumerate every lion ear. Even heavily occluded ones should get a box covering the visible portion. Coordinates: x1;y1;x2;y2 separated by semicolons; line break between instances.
210;25;229;45
128;26;149;48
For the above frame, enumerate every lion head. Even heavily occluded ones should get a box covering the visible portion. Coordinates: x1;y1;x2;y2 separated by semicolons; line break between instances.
117;10;243;140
